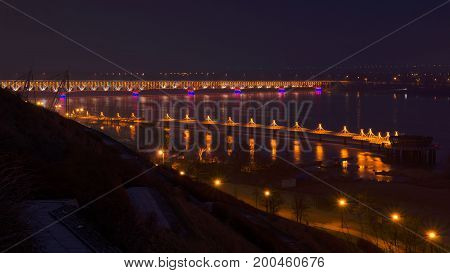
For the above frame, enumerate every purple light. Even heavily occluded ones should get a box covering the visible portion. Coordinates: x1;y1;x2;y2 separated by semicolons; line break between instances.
132;91;139;96
278;88;286;93
58;93;66;98
187;89;195;96
234;88;242;94
315;87;322;95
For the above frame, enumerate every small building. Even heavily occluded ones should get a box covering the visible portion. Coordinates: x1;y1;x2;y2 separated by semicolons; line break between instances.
387;135;436;165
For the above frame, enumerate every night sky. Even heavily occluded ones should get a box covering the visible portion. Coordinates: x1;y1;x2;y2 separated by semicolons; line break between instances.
0;0;449;76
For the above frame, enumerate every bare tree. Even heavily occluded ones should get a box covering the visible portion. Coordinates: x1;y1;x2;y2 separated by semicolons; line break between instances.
263;191;283;215
291;193;309;224
252;188;259;208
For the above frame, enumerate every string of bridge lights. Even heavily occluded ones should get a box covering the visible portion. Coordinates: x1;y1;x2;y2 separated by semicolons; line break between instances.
66;108;398;145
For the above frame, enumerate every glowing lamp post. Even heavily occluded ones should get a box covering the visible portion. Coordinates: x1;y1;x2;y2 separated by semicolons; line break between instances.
426;231;438;240
391;213;401;223
264;189;271;213
425;230;439;252
158;149;165;164
337;198;347;208
390;212;401;249
337;198;347;229
213;179;222;187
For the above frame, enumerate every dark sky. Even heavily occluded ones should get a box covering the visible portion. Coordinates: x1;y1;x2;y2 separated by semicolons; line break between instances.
0;0;449;76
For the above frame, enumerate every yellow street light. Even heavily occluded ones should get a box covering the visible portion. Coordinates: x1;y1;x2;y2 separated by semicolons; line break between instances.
391;213;401;222
264;189;271;197
179;171;185;176
213;179;222;186
157;149;165;164
337;198;348;229
337;198;347;208
426;230;438;240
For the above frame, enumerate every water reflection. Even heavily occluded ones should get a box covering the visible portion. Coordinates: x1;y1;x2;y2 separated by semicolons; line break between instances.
270;138;277;161
226;135;233;156
316;144;324;162
87;120;392;182
129;125;136;141
184;129;190;151
293;140;301;164
340;148;349;158
249;137;255;165
57;90;450;183
57;91;450;165
357;152;391;182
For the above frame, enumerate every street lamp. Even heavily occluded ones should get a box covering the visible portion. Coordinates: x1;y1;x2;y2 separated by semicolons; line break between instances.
426;230;438;240
158;149;165;164
337;198;347;208
391;213;401;223
264;189;271;213
390;212;401;249
337;198;347;229
179;171;185;176
213;179;222;187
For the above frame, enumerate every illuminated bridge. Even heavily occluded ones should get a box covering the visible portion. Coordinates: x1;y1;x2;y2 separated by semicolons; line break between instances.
0;80;347;92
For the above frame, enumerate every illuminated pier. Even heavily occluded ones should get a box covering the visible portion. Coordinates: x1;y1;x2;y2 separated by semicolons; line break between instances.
69;111;394;147
68;110;439;164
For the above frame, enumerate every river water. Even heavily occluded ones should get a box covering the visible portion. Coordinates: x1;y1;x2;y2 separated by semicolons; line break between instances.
48;89;449;185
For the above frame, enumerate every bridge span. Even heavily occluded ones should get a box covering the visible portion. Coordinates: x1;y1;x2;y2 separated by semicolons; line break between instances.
1;80;347;92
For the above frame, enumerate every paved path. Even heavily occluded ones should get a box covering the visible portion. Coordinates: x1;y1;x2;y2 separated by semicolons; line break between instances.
22;200;92;253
